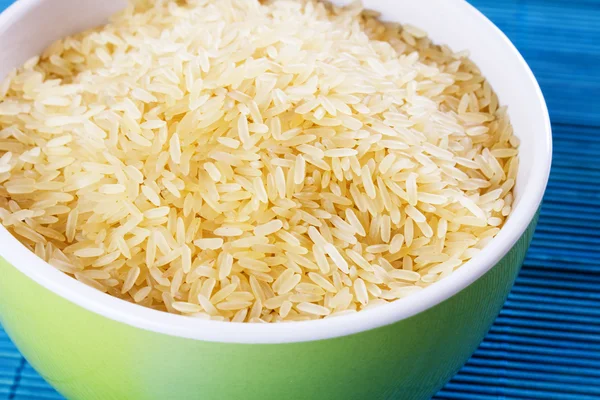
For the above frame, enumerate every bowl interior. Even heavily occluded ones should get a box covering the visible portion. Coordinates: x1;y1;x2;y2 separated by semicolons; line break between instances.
0;0;551;343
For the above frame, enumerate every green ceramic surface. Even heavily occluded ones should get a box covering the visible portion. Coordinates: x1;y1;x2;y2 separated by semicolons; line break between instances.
0;214;538;400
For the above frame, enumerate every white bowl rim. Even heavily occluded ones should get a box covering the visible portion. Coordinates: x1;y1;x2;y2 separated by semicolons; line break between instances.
0;0;552;344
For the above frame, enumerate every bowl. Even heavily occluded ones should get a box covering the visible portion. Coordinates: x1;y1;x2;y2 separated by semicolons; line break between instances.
0;0;552;399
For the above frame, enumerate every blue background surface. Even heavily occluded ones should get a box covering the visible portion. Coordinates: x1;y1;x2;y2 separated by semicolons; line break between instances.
1;0;599;399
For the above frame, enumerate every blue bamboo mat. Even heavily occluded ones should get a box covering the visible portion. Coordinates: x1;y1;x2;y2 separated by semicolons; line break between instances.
1;0;599;399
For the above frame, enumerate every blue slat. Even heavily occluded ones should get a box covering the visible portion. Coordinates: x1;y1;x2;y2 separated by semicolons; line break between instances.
0;0;599;399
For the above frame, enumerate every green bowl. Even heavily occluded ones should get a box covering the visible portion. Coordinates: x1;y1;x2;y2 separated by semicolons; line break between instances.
0;216;539;400
0;0;552;399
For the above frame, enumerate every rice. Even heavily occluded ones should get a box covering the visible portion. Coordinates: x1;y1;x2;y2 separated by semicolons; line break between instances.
0;0;518;323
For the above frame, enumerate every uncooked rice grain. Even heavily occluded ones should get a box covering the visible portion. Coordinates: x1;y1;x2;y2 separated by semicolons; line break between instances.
0;0;518;323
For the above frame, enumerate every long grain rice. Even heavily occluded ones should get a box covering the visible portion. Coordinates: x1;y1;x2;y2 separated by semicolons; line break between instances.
0;0;517;322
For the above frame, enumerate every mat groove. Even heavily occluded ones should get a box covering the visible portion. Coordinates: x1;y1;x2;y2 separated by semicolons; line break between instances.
1;0;599;399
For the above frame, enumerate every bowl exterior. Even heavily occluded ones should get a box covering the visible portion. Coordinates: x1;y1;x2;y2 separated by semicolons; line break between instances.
0;214;538;400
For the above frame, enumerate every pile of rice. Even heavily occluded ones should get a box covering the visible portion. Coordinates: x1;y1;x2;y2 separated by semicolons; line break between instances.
0;0;518;322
